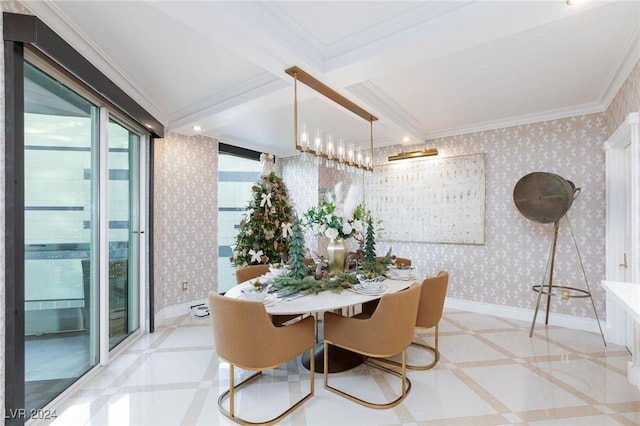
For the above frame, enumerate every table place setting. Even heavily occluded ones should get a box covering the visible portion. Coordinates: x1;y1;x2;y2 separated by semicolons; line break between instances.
240;286;277;304
385;266;417;281
349;275;388;295
350;282;388;296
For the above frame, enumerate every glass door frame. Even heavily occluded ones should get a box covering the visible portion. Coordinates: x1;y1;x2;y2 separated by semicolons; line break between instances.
100;111;149;361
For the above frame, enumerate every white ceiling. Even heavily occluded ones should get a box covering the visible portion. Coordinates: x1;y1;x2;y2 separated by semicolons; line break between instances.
25;1;640;157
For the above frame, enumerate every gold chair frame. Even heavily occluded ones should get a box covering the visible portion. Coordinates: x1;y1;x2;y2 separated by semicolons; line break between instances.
377;271;449;371
217;355;315;426
323;284;420;409
323;341;411;409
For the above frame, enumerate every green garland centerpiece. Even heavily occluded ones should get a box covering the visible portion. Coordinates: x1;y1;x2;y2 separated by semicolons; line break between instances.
271;272;359;295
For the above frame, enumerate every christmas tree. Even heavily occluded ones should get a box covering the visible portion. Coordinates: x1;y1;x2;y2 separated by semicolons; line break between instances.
232;159;294;267
363;215;376;263
287;216;308;280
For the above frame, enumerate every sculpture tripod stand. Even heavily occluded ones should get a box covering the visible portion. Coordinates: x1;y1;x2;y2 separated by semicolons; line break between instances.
512;172;605;345
528;215;606;345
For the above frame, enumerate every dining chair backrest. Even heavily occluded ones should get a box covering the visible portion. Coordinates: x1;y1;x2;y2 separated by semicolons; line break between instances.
394;257;412;267
335;284;420;357
416;271;449;329
208;292;314;369
235;264;270;284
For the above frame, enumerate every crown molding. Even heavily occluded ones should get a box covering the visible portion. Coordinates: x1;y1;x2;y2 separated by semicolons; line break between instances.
22;0;167;124
322;2;473;72
597;31;640;109
424;102;606;141
348;81;428;138
167;73;287;129
229;2;324;71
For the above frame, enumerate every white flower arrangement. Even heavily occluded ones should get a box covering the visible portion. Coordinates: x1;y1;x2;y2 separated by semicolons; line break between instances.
304;183;365;240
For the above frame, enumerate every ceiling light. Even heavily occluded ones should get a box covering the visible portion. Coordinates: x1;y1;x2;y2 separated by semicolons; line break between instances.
192;125;202;132
286;66;377;172
388;147;438;162
402;137;410;143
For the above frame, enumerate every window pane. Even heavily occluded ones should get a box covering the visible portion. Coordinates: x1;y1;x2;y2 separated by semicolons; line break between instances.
107;119;140;349
24;62;99;413
217;154;260;293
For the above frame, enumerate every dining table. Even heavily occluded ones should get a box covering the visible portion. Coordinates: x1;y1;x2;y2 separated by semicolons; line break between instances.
225;273;418;373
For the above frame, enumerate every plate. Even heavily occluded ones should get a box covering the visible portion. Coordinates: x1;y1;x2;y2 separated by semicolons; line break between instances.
385;269;415;280
262;294;278;306
350;283;388;295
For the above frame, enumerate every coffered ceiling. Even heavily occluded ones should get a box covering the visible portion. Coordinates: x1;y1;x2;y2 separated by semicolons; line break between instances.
24;1;640;156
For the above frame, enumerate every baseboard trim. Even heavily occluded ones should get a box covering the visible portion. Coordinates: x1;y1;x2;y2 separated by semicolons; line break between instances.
445;297;606;336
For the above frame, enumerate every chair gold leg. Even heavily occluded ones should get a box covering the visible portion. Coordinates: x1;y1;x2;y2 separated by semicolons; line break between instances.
230;365;235;418
323;341;329;388
217;360;313;425
374;325;440;370
324;342;412;409
310;346;315;395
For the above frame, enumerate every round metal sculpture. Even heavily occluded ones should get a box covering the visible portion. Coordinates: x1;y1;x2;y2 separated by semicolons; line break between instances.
512;172;605;345
513;172;577;224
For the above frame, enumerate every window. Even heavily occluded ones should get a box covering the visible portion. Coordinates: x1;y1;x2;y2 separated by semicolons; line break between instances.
217;147;261;293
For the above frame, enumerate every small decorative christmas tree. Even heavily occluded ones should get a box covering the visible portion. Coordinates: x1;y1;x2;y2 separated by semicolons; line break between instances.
287;216;308;280
363;215;376;263
232;157;294;267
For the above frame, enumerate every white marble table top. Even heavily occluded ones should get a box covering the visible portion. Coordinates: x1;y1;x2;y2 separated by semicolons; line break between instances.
225;278;417;315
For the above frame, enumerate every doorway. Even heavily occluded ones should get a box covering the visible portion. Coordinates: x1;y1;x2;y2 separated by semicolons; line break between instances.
604;112;639;348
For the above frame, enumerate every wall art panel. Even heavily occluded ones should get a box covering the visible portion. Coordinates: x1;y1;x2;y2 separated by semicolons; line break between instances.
366;153;485;244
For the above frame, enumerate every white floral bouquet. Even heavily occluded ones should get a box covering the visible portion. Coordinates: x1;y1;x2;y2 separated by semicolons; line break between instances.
303;183;365;240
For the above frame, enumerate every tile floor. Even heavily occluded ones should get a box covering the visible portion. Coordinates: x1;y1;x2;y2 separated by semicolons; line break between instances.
38;309;640;425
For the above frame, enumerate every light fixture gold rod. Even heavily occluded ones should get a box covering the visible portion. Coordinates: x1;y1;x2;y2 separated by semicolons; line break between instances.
286;66;377;122
294;71;298;151
370;120;374;169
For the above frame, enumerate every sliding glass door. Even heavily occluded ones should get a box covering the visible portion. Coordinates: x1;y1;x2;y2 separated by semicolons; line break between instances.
23;62;100;413
107;119;141;349
22;59;144;414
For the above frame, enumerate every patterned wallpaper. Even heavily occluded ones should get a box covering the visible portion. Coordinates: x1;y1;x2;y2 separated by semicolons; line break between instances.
153;133;218;312
369;115;608;319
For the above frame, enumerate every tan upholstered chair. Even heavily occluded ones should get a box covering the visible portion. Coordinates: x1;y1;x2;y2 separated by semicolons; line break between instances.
235;264;270;285
394;257;412;267
323;284;421;408
208;292;315;425
379;271;449;370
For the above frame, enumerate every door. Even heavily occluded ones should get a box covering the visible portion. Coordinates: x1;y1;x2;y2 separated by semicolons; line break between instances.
106;118;141;349
624;144;633;350
604;112;639;347
23;61;100;413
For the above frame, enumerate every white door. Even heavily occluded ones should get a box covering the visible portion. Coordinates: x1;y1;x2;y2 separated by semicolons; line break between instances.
604;112;639;346
624;144;633;351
